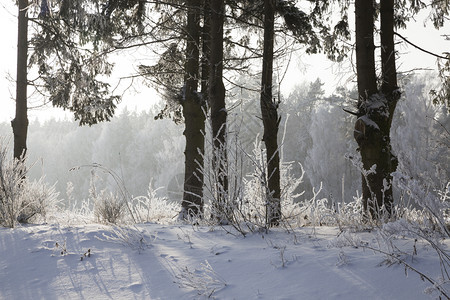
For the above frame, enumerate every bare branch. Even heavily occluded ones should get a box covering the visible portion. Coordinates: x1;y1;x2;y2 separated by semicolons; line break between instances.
394;32;450;60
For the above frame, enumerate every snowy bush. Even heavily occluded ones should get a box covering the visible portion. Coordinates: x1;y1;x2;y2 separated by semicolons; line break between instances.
200;127;310;234
131;182;180;224
394;175;450;236
199;128;270;232
93;190;126;224
201;130;246;229
391;75;450;233
392;76;449;199
16;177;59;224
0;138;59;227
0;145;28;227
74;164;180;224
238;139;307;230
87;166;127;224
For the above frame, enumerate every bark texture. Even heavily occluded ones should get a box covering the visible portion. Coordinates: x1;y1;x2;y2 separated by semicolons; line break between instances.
354;0;399;218
355;0;377;100
181;0;205;218
201;0;210;96
209;0;229;222
260;0;281;226
12;0;29;160
378;0;400;214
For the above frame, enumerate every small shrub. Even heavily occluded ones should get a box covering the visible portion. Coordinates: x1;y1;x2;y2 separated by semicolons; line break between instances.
0;146;28;227
0;138;59;227
93;190;126;224
16;178;59;224
132;183;180;224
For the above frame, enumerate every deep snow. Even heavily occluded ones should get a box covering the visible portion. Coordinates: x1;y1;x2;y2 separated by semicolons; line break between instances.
0;223;448;299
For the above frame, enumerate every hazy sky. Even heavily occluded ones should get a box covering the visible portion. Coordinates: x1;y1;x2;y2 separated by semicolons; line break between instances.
0;1;158;124
1;2;449;123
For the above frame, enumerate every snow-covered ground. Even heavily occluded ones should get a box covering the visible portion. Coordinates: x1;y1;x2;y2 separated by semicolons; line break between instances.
0;222;447;299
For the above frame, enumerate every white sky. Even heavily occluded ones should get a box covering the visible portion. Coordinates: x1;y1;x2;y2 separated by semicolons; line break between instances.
0;2;449;123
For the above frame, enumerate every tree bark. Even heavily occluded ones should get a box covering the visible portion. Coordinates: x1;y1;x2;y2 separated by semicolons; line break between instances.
378;0;400;214
209;0;228;223
181;0;205;218
12;0;29;160
354;0;382;218
201;0;210;97
355;0;377;101
354;0;399;218
380;0;397;98
380;0;400;123
260;0;281;227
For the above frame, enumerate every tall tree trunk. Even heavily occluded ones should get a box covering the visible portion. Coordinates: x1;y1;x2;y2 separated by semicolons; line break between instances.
12;0;29;160
260;0;280;227
354;0;380;218
181;0;205;218
354;0;399;219
378;0;400;214
209;0;228;223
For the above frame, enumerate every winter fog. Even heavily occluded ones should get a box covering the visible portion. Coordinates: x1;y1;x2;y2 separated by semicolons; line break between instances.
1;0;450;299
0;75;447;209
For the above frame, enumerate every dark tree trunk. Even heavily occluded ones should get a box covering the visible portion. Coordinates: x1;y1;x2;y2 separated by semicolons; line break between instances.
181;0;205;218
12;0;29;160
201;0;210;97
209;0;228;222
355;0;377;100
260;0;280;227
380;0;397;97
354;0;399;219
378;0;400;214
380;0;400;123
354;0;380;218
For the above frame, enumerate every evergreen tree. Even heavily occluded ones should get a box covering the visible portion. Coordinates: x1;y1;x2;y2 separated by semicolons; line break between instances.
11;0;142;160
29;0;141;126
